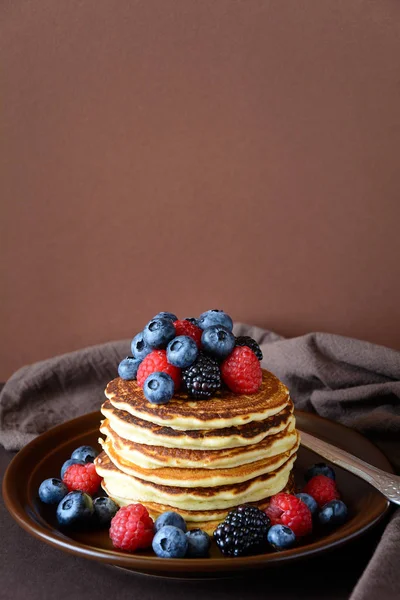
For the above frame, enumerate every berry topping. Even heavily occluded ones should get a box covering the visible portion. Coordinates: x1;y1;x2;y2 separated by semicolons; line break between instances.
118;356;141;380
153;311;178;322
214;505;270;557
38;478;68;505
198;309;233;332
265;493;312;537
221;346;262;394
109;504;154;552
235;336;263;361
93;496;119;527
305;462;336;482
173;319;202;348
61;458;85;479
295;493;318;516
267;524;296;551
143;372;175;404
201;325;236;360
182;353;221;399
152;525;188;558
154;511;187;533
63;462;102;496
137;350;181;390
184;317;200;327
303;475;340;508
131;332;152;361
167;335;199;368
56;491;94;528
71;445;99;464
318;500;348;527
143;318;176;349
185;529;211;557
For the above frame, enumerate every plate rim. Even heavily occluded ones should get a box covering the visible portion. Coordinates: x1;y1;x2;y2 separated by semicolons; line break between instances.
2;410;392;573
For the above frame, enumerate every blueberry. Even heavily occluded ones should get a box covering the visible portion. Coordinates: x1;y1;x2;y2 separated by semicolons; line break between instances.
61;458;85;479
305;462;336;482
201;325;235;360
267;524;296;551
56;491;94;528
185;528;211;557
198;310;233;332
318;500;348;527
143;318;176;349
93;496;119;527
155;511;187;533
153;312;178;322
38;478;68;505
152;525;188;558
144;372;175;404
71;445;98;464
167;336;198;368
131;332;152;360
295;493;318;516
118;356;141;380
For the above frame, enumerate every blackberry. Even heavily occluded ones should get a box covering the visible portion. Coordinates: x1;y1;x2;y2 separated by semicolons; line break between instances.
235;336;263;361
182;353;221;399
185;317;199;327
214;505;270;557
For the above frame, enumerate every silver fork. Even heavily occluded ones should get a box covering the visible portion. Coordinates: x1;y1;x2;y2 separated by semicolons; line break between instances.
300;430;400;506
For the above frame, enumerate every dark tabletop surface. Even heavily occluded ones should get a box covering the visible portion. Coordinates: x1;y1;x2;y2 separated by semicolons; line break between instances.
0;445;390;600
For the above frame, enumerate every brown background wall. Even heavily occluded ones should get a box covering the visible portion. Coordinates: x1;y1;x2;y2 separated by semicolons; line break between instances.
1;1;400;381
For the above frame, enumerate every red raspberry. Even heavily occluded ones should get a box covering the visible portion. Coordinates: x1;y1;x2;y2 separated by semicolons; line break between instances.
265;493;312;537
173;320;202;348
63;462;102;495
303;475;340;508
221;346;262;394
137;349;181;390
109;504;154;552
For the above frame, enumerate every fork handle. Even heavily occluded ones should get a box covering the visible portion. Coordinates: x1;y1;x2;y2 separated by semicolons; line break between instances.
300;430;400;506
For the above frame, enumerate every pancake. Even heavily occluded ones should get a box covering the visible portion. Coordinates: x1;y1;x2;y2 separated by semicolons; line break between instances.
96;360;298;533
99;432;299;487
105;369;290;430
95;451;296;510
104;475;295;534
101;399;295;450
99;418;297;469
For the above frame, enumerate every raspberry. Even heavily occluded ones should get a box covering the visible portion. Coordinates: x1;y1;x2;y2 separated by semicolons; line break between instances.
265;493;312;537
63;462;102;495
173;320;202;348
137;350;181;390
109;504;154;552
221;346;262;394
303;475;340;508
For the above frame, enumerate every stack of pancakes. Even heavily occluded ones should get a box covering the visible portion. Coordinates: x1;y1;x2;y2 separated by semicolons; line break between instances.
95;370;299;533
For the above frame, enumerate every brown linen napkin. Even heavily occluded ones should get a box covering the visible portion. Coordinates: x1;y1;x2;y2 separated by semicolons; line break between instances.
0;324;399;600
0;339;130;451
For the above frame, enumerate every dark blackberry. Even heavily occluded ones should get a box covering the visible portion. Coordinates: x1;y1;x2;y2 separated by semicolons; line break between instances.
214;505;270;557
185;317;199;327
235;336;263;361
182;353;221;399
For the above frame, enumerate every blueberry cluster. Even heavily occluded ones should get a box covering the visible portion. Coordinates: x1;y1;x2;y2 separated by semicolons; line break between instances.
152;511;211;558
38;445;118;529
118;309;263;404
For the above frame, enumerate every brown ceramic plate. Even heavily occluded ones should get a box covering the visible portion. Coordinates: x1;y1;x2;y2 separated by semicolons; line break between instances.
2;410;392;578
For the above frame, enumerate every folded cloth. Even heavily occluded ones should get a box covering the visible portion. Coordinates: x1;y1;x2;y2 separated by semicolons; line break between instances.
0;324;399;600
